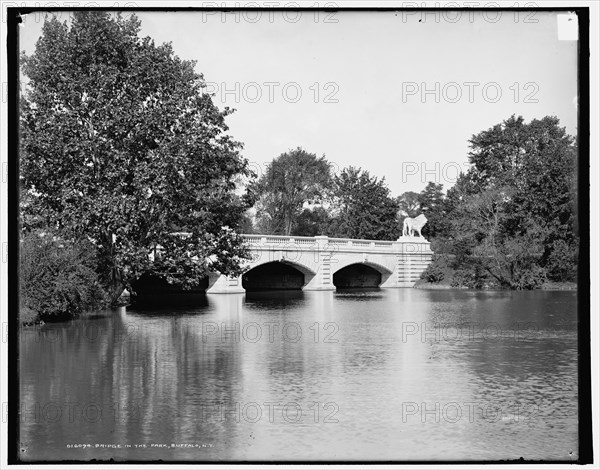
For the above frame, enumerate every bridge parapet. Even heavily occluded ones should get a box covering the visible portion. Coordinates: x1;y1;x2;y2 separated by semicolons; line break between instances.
240;234;431;253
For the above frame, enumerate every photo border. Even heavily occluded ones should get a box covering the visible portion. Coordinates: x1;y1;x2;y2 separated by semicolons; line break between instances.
4;4;593;465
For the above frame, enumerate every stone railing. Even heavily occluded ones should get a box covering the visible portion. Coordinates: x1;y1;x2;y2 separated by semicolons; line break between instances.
240;234;429;252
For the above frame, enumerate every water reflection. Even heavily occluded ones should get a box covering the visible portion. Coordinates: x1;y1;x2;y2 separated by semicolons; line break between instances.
19;290;578;461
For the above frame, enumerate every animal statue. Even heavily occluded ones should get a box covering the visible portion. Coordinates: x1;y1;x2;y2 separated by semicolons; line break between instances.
402;214;428;237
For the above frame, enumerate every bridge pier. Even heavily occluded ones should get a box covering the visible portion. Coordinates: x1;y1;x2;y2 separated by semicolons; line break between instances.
302;235;336;291
302;271;336;291
206;273;245;294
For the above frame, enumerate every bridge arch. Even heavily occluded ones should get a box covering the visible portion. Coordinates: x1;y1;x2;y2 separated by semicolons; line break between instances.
332;261;393;288
242;260;317;291
332;258;394;275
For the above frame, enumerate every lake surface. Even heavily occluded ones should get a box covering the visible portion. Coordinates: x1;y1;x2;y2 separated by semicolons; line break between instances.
19;289;579;462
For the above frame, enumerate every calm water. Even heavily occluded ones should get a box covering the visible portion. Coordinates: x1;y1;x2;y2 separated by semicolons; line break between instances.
19;289;579;462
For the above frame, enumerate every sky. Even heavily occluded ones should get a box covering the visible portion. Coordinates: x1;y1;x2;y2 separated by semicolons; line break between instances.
18;9;579;195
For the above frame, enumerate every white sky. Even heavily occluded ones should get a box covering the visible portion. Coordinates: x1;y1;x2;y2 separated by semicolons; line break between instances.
18;9;579;195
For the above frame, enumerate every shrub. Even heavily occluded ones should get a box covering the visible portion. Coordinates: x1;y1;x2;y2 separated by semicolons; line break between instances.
545;239;578;282
450;260;545;290
20;231;108;321
509;265;547;290
450;263;491;289
420;254;449;283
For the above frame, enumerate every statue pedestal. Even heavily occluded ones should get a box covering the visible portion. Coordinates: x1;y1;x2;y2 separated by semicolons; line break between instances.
396;235;429;243
393;236;433;286
394;236;432;254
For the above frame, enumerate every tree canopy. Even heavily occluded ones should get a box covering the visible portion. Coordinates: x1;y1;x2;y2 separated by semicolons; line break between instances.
20;12;253;301
253;147;331;235
432;115;578;287
396;191;420;218
328;167;399;240
416;182;446;238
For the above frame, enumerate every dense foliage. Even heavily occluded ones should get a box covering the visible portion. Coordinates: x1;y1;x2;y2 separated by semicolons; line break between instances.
328;167;400;240
411;115;578;289
20;231;108;320
253;148;332;235
294;207;332;237
396;191;420;218
419;254;448;284
20;12;253;303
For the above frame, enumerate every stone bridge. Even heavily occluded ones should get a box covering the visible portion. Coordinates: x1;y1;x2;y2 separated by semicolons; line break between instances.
206;234;433;293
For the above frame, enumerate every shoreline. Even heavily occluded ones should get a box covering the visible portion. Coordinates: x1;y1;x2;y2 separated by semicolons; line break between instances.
413;280;578;291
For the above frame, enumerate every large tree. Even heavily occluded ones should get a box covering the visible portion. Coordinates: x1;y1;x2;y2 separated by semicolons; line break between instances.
466;115;577;275
20;12;253;302
448;185;548;289
442;115;578;286
253;148;331;235
418;182;446;238
329;167;399;240
397;191;420;218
